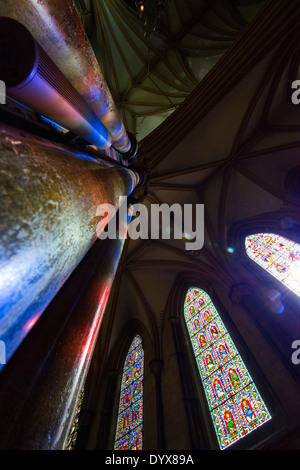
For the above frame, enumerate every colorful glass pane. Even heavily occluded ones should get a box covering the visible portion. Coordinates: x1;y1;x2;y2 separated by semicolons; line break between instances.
114;335;144;450
245;233;300;297
184;288;271;449
65;387;85;450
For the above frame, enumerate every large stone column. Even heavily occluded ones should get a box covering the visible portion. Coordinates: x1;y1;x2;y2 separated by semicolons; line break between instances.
0;123;138;369
0;209;129;449
0;0;132;154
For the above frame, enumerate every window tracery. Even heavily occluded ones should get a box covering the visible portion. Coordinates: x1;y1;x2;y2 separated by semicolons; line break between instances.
184;287;271;449
245;233;300;298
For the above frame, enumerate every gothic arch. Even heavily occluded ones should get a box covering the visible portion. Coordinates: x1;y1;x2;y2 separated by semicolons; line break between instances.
228;210;300;255
163;272;277;449
114;333;144;450
85;318;159;450
227;211;300;363
228;210;300;297
106;319;152;374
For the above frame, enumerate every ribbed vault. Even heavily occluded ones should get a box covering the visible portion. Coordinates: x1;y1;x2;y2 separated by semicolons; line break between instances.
74;0;265;139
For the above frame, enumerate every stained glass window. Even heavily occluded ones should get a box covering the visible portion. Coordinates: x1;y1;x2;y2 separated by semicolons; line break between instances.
114;335;143;450
184;288;271;449
65;387;85;450
245;233;300;298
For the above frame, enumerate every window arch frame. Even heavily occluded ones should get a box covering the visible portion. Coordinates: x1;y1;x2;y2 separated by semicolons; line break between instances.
244;233;300;299
113;333;144;450
225;213;300;396
182;285;272;450
166;274;276;450
228;212;300;298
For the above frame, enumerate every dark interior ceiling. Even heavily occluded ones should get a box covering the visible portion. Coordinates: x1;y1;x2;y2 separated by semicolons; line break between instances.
74;0;266;140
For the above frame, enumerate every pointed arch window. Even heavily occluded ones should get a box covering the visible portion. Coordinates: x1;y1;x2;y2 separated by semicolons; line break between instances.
184;288;271;449
245;233;300;298
114;334;144;450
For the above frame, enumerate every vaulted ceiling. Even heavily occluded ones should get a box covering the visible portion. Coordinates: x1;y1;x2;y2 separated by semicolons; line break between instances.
75;0;265;140
84;0;300;385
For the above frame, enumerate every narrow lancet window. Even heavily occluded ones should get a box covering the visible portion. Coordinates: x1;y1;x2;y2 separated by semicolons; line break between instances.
65;387;85;450
184;288;271;449
114;334;143;450
245;233;300;297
